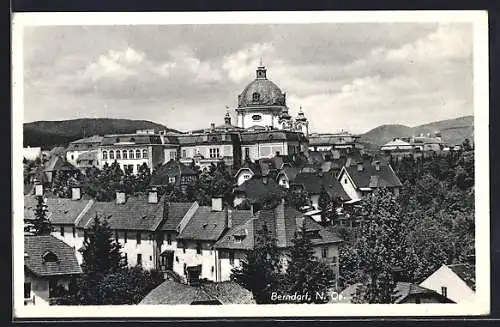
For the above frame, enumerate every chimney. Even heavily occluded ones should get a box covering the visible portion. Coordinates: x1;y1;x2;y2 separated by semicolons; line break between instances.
374;161;380;171
212;197;223;212
250;204;255;216
148;188;158;204
357;162;364;172
116;191;126;204
35;184;43;196
227;208;233;229
369;175;380;188
71;187;81;200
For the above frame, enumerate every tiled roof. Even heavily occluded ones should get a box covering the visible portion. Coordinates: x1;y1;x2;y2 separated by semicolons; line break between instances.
101;134;163;145
159;202;196;231
70;135;104;144
448;263;476;291
292;172;350;201
214;216;256;250
176;133;236;146
240;131;306;144
233;175;287;204
43;156;77;172
76;150;98;161
24;195;94;225
139;280;255;305
278;166;299;182
24;235;82;276
308;133;358;145
177;206;227;241
150;160;198;186
344;162;403;189
393;282;455;303
80;196;166;231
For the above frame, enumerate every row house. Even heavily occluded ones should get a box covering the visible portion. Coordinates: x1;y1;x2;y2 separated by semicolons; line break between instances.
337;160;403;201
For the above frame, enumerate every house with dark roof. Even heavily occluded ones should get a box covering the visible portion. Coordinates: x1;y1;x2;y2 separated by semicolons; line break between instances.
291;170;351;210
339;282;455;304
419;263;476;304
214;200;343;285
337;160;403;201
150;160;198;188
232;174;287;209
276;166;300;189
234;161;262;186
24;235;82;306
139;279;255;305
42;156;78;184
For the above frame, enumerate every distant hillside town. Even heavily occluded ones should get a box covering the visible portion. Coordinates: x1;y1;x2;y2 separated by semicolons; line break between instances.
22;65;475;306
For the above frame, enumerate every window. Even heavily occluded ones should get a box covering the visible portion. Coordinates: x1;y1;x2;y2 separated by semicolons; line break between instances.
171;151;176;160
252;114;262;121
211;266;214;275
169;176;176;184
136;149;141;159
102;151;108;160
276;151;280;156
149;255;152;261
182;150;187;158
244;174;250;180
332;256;338;264
24;282;31;299
116;150;121;159
344;178;348;184
115;231;119;242
136;232;142;244
244;147;250;159
124;253;128;263
209;148;220;158
252;92;260;101
84;231;88;242
441;286;448;298
72;226;76;237
71;155;74;160
229;251;235;265
142;149;148;159
321;247;328;258
137;164;141;172
122;150;128;159
60;226;64;237
129;149;134;159
124;231;127;243
109;150;115;160
137;254;142;266
167;233;172;245
183;242;186;253
196;242;202;254
127;164;133;173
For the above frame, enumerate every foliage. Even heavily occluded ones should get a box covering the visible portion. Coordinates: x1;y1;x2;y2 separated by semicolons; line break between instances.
283;224;335;303
231;224;285;304
285;190;310;210
25;196;53;236
52;171;80;198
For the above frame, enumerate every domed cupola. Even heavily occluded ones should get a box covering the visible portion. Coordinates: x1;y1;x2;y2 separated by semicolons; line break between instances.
296;106;308;122
237;65;286;108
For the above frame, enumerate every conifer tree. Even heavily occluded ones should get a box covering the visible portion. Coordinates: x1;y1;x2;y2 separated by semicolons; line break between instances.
27;196;52;236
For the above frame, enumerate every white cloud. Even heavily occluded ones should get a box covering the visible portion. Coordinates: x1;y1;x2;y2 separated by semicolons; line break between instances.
222;43;275;82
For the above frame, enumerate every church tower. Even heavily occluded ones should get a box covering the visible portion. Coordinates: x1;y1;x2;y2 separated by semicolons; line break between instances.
295;107;309;136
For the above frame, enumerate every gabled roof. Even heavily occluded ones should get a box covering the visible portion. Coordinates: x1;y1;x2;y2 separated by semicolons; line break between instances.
235;163;262;177
176;133;236;146
214;217;257;250
342;162;403;189
381;139;412;148
101;134;163;145
277;166;300;182
24;235;82;277
79;196;166;231
150;160;198;186
448;263;476;291
139;279;255;305
292;172;350;201
24;195;94;225
159;202;196;231
43;156;77;172
233;175;287;204
177;206;227;241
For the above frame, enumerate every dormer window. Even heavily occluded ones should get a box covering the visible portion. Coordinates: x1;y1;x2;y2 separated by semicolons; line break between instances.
252;92;260;102
42;250;58;263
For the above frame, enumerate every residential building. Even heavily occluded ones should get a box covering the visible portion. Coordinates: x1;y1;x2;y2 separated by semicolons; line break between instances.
23;146;42;161
214;201;343;287
42;156;78;185
239;130;307;162
24;235;82;306
234;162;262;186
233;174;287;209
65;135;103;167
276;166;300;189
150;160;198;188
419;263;476;304
99;133;166;174
308;132;360;151
337;160;403;201
139;279;255;305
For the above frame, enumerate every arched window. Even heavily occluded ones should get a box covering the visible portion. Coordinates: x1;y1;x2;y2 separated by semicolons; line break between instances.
142;149;148;159
109;150;115;160
122;150;128;159
102;151;108;160
116;150;121;159
252;92;260;101
129;149;134;159
136;149;141;159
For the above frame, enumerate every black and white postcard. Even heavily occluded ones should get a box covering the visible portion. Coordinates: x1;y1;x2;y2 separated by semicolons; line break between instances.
12;11;490;318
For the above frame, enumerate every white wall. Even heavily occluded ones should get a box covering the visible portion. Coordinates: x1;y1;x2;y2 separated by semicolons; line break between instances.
236;171;253;186
419;265;475;304
338;170;362;201
173;240;218;282
277;175;289;188
100;147;152;173
24;271;70;306
51;225;82;262
114;230;157;270
23;147;42;161
216;250;246;282
240;111;279;129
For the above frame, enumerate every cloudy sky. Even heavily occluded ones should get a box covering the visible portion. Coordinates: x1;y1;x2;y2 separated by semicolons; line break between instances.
23;22;473;134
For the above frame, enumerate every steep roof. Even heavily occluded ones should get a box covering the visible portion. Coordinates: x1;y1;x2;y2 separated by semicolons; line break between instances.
278;166;300;182
139;280;255;305
24;195;94;225
150;160;198;186
292;172;350;201
240;131;306;144
448;263;476;291
101;134;163;146
176;133;236;146
343;162;403;189
177;206;227;241
80;196;166;231
159;202;196;231
214;216;256;250
24;235;82;276
233;175;287;204
43;156;77;172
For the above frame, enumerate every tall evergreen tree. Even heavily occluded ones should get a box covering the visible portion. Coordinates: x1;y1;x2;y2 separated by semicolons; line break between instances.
231;224;284;304
284;222;335;303
80;215;125;275
27;196;52;236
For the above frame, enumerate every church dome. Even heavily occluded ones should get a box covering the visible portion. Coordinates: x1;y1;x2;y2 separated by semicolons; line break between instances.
238;66;286;108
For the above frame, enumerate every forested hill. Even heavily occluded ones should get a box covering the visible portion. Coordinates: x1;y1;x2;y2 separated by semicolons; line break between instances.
23;118;179;149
